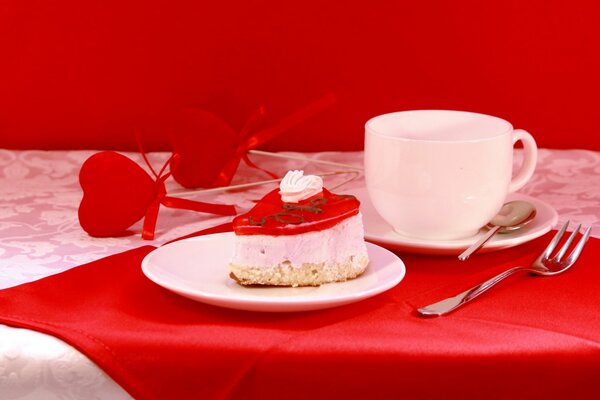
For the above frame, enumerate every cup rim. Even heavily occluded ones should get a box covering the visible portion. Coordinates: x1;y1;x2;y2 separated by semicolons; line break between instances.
365;109;514;143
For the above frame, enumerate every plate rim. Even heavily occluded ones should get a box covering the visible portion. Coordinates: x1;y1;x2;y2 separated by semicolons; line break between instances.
141;232;406;312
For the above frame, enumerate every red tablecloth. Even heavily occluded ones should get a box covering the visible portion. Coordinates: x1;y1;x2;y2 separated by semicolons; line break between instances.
0;228;598;400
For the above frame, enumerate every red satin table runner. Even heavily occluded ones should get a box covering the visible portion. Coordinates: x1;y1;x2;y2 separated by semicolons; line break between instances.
0;228;599;400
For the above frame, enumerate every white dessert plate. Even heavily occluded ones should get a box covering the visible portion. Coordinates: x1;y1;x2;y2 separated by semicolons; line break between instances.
353;188;559;255
141;232;406;312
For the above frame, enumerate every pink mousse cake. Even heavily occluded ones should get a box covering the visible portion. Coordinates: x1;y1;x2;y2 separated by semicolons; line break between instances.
229;170;369;287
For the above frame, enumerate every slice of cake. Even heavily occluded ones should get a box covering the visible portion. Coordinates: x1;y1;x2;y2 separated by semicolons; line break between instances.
229;170;369;287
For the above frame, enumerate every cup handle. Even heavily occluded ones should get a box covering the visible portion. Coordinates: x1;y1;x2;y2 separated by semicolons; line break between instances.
508;129;538;192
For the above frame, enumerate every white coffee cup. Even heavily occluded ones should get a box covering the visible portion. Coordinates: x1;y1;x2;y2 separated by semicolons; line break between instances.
364;110;538;240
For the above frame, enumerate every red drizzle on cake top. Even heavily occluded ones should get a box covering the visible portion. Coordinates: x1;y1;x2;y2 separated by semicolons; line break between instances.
232;188;360;235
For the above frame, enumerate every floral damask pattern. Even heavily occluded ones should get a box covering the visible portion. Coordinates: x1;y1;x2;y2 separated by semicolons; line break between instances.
0;148;599;399
517;149;600;229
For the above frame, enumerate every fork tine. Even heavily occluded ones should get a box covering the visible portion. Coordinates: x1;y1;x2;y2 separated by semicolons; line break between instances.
565;226;592;265
540;221;569;260
555;223;581;261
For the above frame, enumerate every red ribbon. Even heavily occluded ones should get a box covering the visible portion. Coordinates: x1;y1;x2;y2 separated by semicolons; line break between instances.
138;92;338;239
213;92;337;187
137;144;237;240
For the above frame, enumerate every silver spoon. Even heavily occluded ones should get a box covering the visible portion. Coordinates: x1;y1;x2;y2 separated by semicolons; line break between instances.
458;200;536;261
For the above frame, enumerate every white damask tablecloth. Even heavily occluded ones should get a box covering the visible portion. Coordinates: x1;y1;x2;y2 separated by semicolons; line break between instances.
1;148;599;399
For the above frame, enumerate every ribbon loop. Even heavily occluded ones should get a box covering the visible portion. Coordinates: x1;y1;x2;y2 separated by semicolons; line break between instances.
140;154;236;240
211;92;337;187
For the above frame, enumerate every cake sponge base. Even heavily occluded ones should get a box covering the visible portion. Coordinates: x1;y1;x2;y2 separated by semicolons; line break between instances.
229;256;369;287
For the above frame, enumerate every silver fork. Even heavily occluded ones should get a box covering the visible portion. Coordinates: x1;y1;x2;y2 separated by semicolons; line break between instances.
417;221;592;317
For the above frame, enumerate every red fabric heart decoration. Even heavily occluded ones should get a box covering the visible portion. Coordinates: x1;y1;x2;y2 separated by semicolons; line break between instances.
78;151;237;239
169;93;337;189
169;108;239;189
79;152;157;237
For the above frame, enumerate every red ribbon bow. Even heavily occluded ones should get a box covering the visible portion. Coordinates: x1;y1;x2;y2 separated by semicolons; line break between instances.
169;93;337;188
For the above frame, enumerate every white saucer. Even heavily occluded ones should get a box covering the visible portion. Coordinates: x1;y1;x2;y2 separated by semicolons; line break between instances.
353;188;558;255
141;232;406;312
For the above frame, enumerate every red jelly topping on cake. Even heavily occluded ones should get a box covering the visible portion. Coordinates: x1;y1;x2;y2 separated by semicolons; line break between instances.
232;188;360;235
